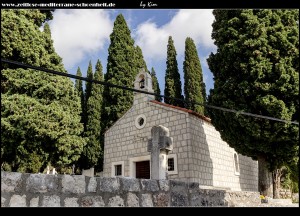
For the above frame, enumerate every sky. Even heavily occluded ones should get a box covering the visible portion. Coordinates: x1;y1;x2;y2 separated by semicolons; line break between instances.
47;9;217;96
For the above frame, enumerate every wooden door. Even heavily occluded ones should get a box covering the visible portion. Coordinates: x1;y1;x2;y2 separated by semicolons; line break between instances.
136;161;150;179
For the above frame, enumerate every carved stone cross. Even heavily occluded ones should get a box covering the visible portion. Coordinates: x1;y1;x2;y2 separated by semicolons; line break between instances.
148;125;173;179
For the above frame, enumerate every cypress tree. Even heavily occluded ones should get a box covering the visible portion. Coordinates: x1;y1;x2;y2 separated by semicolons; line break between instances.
207;9;299;197
80;60;104;169
75;67;84;125
43;23;57;61
135;45;148;72
150;67;162;102
84;60;93;131
164;36;184;107
1;9;85;173
101;14;137;132
183;37;206;115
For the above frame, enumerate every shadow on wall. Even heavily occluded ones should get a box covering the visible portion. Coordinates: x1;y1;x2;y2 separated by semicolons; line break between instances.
190;118;214;188
238;154;258;192
187;118;226;206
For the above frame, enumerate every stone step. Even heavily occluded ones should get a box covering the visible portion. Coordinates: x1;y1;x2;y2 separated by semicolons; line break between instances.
268;198;293;205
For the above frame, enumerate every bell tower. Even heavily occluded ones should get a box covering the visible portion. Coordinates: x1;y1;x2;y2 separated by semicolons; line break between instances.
133;69;155;103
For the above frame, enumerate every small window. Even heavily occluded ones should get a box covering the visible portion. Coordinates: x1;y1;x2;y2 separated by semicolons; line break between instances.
167;154;178;175
233;153;240;175
111;161;124;177
168;158;175;171
115;165;122;176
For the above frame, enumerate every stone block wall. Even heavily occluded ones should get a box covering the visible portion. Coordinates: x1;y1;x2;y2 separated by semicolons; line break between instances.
103;93;189;179
1;171;261;207
189;115;258;191
103;93;258;192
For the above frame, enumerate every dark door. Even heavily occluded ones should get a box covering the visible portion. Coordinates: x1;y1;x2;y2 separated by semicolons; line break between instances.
136;161;150;179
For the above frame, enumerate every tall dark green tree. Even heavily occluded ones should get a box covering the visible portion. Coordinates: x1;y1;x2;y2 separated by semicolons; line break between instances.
84;60;93;131
75;67;84;125
43;23;60;65
101;14;137;132
135;45;148;72
1;9;85;173
164;36;184;107
80;60;104;169
150;67;162;102
183;37;206;115
207;9;299;197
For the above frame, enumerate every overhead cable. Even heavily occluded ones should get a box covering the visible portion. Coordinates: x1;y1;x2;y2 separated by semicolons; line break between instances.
1;58;298;125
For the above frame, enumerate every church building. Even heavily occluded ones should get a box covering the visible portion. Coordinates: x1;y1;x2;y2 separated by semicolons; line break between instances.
102;70;258;192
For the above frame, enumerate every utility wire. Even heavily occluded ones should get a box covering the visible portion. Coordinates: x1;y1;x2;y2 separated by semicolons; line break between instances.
1;58;299;125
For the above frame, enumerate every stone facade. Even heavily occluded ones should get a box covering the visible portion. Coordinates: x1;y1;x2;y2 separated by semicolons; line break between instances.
103;71;258;192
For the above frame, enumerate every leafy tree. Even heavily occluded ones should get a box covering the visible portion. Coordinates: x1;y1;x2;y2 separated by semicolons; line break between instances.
164;36;184;107
101;14;137;132
273;158;299;198
183;37;206;115
281;159;299;194
1;10;64;70
79;60;104;169
207;9;299;197
150;67;162;102
1;9;85;173
75;67;84;126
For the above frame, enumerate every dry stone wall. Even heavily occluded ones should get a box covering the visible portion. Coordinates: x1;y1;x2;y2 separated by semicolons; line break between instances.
1;171;263;207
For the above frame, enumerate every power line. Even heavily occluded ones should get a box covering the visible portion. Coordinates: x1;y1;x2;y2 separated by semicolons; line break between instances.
1;58;299;125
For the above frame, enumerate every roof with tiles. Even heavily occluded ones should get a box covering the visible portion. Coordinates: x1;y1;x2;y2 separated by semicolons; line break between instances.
150;100;211;123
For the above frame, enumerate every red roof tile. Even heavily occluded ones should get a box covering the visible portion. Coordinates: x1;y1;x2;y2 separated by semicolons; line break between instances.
150;100;211;123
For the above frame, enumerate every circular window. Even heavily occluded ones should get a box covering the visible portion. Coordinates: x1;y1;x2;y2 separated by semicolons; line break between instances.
135;114;146;129
139;118;144;126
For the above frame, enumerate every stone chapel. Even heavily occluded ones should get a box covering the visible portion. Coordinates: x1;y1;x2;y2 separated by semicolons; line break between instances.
102;70;258;192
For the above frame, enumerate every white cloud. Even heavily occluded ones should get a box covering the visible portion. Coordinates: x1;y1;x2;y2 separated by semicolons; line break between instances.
135;9;216;63
49;9;113;69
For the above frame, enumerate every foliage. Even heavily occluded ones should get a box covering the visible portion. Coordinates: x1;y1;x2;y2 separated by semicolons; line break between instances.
1;9;85;173
150;67;162;102
84;61;93;131
75;67;84;126
80;60;104;169
101;14;138;131
207;9;298;170
281;159;299;193
164;36;184;107
135;45;148;72
183;37;206;114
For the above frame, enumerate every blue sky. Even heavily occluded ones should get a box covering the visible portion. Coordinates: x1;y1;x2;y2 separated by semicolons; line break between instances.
48;9;217;96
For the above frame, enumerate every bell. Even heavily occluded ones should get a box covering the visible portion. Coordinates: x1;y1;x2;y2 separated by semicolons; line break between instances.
139;78;145;89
